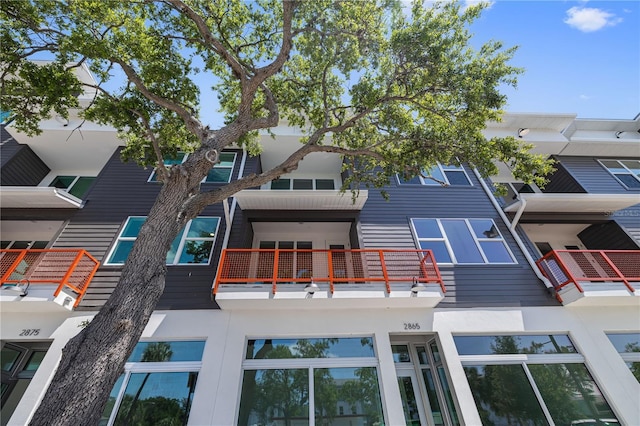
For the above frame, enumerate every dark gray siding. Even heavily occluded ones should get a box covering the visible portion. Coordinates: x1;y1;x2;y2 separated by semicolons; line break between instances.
0;127;50;186
552;156;640;246
557;156;640;194
53;148;247;311
542;159;586;193
359;170;556;308
578;221;639;250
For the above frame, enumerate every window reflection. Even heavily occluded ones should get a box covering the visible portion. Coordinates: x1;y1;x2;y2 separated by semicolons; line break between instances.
238;369;309;426
246;338;375;360
454;335;577;355
314;367;384;426
113;371;198;426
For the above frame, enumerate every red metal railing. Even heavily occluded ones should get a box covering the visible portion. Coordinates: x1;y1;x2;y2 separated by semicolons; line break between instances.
536;250;640;297
0;249;100;307
213;249;444;295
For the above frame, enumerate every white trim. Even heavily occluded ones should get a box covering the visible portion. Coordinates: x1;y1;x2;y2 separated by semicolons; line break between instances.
597;158;640;190
104;216;221;266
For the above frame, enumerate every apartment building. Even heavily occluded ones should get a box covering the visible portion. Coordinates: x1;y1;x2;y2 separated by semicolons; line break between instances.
1;95;639;424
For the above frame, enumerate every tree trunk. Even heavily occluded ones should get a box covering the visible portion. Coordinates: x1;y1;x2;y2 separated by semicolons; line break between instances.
29;175;197;426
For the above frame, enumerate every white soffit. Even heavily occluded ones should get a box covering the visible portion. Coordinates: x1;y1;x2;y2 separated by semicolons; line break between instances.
235;190;368;210
0;187;82;208
504;193;640;214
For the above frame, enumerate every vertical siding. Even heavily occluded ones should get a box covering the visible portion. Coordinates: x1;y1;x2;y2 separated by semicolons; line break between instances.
359;169;556;308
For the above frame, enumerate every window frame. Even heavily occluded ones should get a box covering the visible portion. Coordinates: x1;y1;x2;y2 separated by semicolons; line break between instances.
101;340;203;426
598;159;640;189
410;218;516;265
397;163;473;187
203;151;237;184
148;151;237;183
606;332;640;382
454;334;619;426
268;177;337;190
237;337;384;426
104;216;220;266
48;175;96;199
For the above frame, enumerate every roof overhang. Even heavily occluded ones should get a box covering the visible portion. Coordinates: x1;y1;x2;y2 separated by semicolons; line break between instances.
504;193;640;214
0;187;83;208
234;189;368;210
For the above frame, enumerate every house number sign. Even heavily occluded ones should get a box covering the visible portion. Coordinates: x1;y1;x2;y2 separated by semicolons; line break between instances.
403;322;421;330
19;328;41;336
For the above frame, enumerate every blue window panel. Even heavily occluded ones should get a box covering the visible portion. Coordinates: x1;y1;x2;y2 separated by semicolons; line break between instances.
441;220;483;263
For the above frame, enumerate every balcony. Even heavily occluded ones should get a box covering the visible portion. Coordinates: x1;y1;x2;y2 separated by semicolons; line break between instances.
213;249;445;309
0;249;100;311
536;250;640;306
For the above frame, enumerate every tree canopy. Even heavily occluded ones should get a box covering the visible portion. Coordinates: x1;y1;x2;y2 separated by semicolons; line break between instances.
2;0;552;191
0;0;554;424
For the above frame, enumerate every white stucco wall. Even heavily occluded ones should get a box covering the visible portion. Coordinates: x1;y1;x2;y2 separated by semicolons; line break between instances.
2;305;639;425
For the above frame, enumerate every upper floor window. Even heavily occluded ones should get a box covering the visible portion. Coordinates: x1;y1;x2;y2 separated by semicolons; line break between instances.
269;177;336;190
149;151;236;183
410;218;515;264
1;240;48;249
49;175;96;199
105;216;220;265
599;159;640;189
398;164;472;186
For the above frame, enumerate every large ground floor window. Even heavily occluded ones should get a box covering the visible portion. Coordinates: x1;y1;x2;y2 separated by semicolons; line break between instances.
454;335;619;426
99;341;205;426
606;332;640;382
238;337;384;426
1;341;50;426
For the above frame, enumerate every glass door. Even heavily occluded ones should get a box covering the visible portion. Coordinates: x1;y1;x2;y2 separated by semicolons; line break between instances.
397;370;427;426
392;338;459;426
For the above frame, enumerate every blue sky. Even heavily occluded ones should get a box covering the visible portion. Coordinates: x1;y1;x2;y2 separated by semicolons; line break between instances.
467;0;639;119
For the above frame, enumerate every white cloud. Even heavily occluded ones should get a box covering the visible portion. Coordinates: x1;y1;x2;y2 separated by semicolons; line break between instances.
579;94;591;101
564;6;623;32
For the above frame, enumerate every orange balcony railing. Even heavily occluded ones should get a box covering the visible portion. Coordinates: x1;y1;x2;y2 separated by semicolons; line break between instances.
213;249;444;295
0;249;100;307
536;250;640;298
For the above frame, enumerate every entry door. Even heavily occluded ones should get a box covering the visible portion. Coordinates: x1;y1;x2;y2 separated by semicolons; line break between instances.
392;340;459;426
396;370;427;426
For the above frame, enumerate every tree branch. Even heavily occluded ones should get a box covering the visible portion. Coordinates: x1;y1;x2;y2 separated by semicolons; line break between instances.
162;0;247;81
110;58;206;139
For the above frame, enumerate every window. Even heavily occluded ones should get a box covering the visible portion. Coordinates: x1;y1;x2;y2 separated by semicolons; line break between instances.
100;341;204;426
1;241;48;249
1;342;50;421
149;152;236;183
398;164;472;186
411;218;515;264
599;159;640;189
269;178;336;190
454;334;619;426
106;216;220;265
49;175;96;199
148;152;187;182
606;333;640;382
238;337;384;426
204;152;236;183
